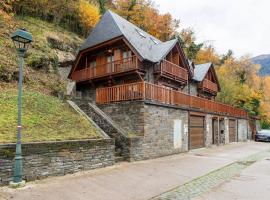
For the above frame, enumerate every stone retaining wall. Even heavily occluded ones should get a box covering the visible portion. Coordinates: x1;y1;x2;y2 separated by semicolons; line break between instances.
0;139;114;186
98;101;189;161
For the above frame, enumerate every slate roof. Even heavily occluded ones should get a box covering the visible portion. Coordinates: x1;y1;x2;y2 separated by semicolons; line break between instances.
80;10;178;63
193;62;212;81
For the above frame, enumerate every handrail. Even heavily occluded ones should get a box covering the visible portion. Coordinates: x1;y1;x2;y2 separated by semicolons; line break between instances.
71;56;139;81
96;81;248;118
200;79;218;93
160;60;188;81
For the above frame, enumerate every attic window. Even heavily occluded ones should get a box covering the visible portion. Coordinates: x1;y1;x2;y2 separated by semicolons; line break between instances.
150;37;159;44
135;29;146;38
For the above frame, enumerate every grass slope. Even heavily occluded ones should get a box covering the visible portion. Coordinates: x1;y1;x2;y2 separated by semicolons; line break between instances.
0;15;101;143
0;88;101;143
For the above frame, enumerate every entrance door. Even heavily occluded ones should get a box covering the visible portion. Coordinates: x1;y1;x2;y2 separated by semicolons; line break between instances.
229;119;236;142
190;115;205;149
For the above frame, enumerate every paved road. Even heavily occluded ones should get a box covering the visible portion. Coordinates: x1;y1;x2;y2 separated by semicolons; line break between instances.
0;142;269;200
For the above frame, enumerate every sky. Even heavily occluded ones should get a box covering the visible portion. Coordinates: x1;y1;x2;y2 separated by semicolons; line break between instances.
154;0;270;58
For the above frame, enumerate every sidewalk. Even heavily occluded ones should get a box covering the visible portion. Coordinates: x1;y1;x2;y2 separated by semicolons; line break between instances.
195;149;270;200
1;142;269;200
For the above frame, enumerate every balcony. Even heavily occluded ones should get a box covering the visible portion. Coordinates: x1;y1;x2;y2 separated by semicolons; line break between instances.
199;79;218;94
71;56;140;82
96;82;248;118
156;60;188;84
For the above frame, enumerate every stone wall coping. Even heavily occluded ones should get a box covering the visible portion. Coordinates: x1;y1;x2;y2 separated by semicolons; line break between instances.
67;100;110;139
88;102;129;138
0;138;114;147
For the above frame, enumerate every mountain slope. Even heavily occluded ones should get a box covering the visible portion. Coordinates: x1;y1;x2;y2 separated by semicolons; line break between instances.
0;15;83;94
252;54;270;76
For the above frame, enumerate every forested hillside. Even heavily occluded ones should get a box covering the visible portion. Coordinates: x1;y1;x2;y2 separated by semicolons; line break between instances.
1;0;270;128
252;54;270;76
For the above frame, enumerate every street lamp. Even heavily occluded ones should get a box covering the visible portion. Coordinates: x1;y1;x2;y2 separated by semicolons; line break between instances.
9;28;32;188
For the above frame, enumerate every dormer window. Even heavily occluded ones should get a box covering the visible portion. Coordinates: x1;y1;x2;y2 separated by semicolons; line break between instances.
135;29;146;38
150;37;159;44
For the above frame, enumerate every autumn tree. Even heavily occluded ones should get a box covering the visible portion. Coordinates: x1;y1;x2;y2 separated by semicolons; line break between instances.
97;0;107;14
179;28;203;61
79;0;100;37
216;57;263;116
195;45;220;65
112;0;179;41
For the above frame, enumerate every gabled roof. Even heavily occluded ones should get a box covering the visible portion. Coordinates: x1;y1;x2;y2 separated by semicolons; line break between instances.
193;62;221;91
80;10;180;63
193;62;212;82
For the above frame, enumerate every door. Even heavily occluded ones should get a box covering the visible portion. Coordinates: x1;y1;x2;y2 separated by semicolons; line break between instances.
229;119;236;142
190;115;205;149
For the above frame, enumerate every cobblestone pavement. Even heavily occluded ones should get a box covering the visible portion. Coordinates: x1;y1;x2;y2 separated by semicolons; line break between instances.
150;149;270;200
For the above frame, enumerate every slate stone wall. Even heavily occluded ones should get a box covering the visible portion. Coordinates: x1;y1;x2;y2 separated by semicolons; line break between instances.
98;101;145;136
98;101;189;161
74;100;132;160
0;139;114;186
224;117;229;144
205;114;213;147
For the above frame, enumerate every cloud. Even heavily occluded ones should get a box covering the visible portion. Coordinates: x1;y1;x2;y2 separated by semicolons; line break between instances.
155;0;270;57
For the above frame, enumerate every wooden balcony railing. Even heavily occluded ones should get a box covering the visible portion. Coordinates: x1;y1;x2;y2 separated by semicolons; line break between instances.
159;60;188;82
199;79;218;94
96;82;248;118
71;56;139;82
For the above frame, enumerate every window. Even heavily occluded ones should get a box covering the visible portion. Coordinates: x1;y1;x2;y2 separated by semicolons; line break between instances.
135;29;146;38
89;60;96;68
123;50;132;59
150;37;159;44
107;55;115;73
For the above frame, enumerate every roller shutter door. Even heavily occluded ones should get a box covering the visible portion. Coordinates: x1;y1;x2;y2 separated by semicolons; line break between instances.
229;119;236;142
190;115;205;149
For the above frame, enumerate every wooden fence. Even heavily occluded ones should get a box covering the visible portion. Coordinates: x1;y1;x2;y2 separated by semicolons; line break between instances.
96;82;248;118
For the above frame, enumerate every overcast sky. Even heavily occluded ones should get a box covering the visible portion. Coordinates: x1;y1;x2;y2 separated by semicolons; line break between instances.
155;0;270;58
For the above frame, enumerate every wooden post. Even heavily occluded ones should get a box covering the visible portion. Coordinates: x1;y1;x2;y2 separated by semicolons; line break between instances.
142;81;145;100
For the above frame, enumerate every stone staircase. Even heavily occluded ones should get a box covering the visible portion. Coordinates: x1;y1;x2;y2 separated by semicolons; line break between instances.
73;100;130;162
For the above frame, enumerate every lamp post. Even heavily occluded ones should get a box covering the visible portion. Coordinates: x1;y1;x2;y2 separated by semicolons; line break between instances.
9;28;32;188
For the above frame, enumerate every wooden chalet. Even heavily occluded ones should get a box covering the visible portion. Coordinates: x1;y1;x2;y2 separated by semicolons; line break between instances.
68;10;246;119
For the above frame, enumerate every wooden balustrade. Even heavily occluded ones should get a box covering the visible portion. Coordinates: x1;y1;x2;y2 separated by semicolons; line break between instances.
96;82;248;118
160;60;188;82
200;79;218;93
96;82;144;104
71;56;139;82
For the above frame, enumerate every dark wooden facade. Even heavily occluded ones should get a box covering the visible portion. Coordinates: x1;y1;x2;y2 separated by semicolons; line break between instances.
70;38;193;95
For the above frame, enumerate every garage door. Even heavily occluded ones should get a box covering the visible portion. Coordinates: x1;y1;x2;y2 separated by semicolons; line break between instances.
190;115;205;149
229;119;236;142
